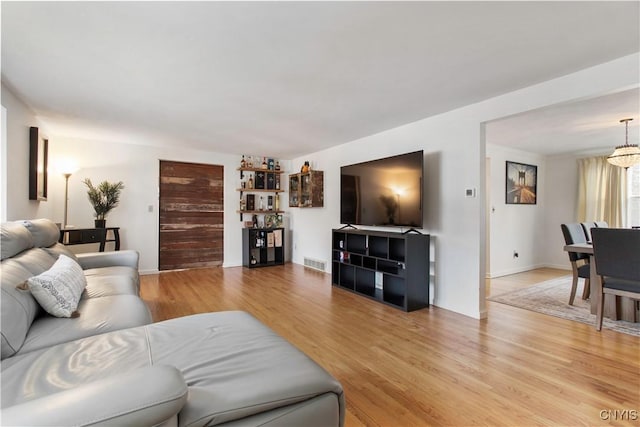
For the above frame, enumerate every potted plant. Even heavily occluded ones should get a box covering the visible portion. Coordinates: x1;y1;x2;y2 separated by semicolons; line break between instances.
83;178;125;228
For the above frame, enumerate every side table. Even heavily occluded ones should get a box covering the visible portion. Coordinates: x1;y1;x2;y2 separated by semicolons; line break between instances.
59;227;121;252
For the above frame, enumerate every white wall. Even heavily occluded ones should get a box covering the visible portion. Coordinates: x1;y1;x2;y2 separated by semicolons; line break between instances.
47;137;249;273
486;144;546;277
3;53;638;318
289;53;639;319
2;105;7;222
485;143;614;277
1;85;56;221
290;116;482;319
2;84;256;273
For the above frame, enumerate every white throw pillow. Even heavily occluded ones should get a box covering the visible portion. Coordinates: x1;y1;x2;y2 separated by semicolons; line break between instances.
27;254;87;317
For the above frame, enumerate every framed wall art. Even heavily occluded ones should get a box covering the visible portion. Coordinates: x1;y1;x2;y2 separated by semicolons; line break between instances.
505;161;537;205
29;126;48;201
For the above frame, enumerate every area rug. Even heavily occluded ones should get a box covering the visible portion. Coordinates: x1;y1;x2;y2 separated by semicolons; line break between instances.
488;276;640;337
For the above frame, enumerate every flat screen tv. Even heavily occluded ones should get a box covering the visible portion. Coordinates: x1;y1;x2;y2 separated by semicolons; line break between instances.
340;150;423;228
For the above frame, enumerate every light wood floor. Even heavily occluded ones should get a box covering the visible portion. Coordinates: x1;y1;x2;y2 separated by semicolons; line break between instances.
140;264;640;426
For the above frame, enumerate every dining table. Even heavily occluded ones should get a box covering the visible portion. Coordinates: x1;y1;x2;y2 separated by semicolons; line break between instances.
564;243;637;322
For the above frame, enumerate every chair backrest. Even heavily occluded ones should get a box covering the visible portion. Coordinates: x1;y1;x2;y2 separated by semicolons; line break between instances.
580;222;597;242
595;221;608;228
591;228;640;281
561;223;589;262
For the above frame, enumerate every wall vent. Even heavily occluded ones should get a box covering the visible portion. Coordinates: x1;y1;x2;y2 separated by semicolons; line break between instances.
303;257;326;272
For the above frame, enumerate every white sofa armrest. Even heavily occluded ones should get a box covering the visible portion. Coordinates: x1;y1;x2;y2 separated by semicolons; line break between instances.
76;249;139;270
1;365;187;427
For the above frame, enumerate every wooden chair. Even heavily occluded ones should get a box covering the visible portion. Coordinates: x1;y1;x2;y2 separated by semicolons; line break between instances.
591;228;640;331
561;223;591;304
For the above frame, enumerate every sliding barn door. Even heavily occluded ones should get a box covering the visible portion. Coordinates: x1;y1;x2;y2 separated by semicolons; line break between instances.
159;160;224;270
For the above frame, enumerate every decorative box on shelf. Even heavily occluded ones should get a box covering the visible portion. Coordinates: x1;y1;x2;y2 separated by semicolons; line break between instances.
289;170;323;208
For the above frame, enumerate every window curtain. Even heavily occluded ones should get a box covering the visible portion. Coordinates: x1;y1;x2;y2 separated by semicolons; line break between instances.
577;156;626;227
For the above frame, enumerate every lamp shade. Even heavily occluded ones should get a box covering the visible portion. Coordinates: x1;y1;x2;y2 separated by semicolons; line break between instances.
607;118;640;169
607;144;640;168
55;158;79;175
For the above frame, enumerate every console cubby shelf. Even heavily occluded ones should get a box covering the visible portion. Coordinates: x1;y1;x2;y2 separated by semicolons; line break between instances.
242;227;285;268
331;228;430;312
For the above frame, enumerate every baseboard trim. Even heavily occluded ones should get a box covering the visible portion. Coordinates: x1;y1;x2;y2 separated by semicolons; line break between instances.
542;263;571;271
139;269;159;275
487;264;545;279
487;263;571;279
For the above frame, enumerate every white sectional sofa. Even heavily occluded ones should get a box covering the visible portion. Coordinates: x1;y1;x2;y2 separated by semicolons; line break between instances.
1;219;151;358
1;219;345;426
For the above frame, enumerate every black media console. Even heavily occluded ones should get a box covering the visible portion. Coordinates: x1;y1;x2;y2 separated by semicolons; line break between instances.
331;228;430;312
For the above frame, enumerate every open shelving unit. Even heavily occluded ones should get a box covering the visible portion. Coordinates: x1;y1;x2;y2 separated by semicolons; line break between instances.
331;228;430;311
237;167;285;221
242;227;285;268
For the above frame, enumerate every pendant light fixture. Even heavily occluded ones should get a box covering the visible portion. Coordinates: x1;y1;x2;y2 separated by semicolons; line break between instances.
607;118;640;169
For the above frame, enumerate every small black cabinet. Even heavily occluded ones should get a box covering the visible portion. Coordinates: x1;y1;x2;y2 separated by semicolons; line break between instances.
242;227;285;268
59;227;121;252
331;228;430;311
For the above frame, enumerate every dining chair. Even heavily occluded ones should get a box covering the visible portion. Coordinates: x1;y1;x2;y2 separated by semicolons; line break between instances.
591;228;640;331
580;222;597;242
561;223;591;304
594;221;608;228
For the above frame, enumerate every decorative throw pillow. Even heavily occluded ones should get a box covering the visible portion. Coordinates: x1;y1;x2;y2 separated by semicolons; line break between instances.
26;254;87;317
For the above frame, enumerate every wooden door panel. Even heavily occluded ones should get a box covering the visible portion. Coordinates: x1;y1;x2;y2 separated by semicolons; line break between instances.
159;161;224;270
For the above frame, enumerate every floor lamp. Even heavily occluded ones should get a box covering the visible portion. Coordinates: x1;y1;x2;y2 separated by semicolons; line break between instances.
57;158;78;231
63;172;72;229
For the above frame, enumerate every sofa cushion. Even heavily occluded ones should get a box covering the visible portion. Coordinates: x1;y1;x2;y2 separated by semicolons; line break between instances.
43;243;79;262
84;266;140;298
11;247;58;276
1;311;345;426
84;266;140;297
17;295;152;355
1;261;41;359
1;222;34;260
19;219;60;248
0;366;188;427
27;255;87;318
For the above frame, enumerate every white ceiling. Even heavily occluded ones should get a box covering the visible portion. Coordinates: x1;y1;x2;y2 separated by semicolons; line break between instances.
2;1;639;159
487;88;640;156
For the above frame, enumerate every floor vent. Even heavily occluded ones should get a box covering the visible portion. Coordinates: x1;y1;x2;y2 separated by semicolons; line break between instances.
303;257;326;272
